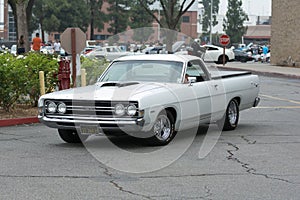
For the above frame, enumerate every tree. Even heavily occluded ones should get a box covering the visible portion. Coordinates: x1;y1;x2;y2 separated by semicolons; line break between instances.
32;0;48;42
138;0;196;30
201;0;220;43
86;0;106;40
223;0;248;44
107;0;130;35
129;0;154;43
33;0;90;39
8;0;35;52
138;0;196;52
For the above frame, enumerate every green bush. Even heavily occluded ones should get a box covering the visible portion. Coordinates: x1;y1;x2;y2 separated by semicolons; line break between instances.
0;52;58;111
80;57;109;86
0;52;108;112
22;53;58;106
0;53;28;111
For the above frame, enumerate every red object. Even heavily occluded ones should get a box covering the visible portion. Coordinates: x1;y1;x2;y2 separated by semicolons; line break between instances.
0;117;39;127
219;34;230;46
57;59;71;90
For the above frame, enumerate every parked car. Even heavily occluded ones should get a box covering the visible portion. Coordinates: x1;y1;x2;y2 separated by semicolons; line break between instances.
202;44;235;64
38;54;260;145
142;46;165;54
85;46;132;61
82;46;98;55
233;49;254;62
10;44;17;56
40;45;54;55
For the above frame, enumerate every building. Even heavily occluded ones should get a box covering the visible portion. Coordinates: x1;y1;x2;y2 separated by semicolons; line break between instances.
0;0;16;47
48;1;199;43
271;0;300;66
243;25;271;45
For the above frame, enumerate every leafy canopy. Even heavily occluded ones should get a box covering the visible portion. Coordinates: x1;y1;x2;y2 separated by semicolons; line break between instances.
223;0;248;44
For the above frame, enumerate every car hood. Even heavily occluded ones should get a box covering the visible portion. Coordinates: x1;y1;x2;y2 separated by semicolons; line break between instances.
40;82;175;101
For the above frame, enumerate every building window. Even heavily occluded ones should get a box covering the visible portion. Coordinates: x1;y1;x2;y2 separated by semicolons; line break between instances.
182;16;190;23
54;34;60;40
8;10;16;41
94;34;110;40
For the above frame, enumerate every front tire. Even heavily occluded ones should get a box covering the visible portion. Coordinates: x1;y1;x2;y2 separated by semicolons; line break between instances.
146;110;176;146
58;129;88;143
217;99;239;131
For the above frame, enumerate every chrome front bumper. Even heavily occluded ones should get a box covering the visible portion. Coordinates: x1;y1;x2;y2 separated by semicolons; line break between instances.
38;115;145;130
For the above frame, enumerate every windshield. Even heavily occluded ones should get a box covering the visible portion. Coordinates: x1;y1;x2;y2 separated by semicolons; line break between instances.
99;60;184;83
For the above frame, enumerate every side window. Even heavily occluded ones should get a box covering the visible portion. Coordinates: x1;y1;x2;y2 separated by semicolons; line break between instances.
186;60;209;82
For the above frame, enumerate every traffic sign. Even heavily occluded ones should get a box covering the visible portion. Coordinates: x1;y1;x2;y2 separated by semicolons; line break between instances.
61;27;86;54
219;34;230;46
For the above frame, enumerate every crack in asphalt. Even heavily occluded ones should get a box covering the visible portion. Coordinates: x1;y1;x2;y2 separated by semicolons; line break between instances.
109;180;154;200
100;166;154;200
140;173;246;179
226;142;297;184
0;174;106;179
241;136;256;144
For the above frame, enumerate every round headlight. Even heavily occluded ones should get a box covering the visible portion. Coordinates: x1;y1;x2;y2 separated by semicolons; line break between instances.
114;104;125;116
57;102;67;114
126;104;137;116
47;101;57;113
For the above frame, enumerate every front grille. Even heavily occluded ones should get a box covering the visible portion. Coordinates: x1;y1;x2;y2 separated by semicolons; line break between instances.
44;99;139;118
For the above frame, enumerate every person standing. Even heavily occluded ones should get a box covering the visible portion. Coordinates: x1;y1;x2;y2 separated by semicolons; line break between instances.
53;39;61;55
262;44;269;63
17;35;25;55
32;33;42;51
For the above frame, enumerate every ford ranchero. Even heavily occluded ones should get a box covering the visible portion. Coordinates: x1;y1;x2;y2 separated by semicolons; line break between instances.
38;54;260;145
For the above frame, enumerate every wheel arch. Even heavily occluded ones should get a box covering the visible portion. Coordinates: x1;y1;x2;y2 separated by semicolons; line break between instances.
164;107;177;123
232;96;241;106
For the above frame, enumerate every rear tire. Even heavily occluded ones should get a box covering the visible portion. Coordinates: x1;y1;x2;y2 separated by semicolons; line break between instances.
217;99;239;131
145;110;177;146
216;55;228;64
58;129;88;143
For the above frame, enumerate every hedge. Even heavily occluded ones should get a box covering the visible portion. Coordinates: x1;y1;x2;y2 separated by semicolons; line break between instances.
0;52;109;112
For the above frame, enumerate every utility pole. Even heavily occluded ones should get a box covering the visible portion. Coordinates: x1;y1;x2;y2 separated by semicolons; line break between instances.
210;0;213;44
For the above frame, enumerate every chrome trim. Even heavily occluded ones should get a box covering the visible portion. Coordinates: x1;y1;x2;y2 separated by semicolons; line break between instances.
45;115;137;121
40;116;143;125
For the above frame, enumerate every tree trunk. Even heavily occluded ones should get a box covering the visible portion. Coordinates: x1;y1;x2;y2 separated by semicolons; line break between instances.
16;1;29;52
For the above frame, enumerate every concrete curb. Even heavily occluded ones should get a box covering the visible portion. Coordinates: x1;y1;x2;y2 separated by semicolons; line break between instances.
0;117;39;127
217;66;300;79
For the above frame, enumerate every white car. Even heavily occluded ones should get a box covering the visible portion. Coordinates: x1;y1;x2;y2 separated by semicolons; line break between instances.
40;46;54;54
38;54;260;145
203;44;235;64
85;46;132;61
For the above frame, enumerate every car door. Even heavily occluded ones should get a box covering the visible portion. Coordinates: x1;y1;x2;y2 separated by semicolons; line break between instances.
182;59;213;127
186;59;227;124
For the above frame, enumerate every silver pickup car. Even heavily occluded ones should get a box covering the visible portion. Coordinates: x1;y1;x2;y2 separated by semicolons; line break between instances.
38;54;260;145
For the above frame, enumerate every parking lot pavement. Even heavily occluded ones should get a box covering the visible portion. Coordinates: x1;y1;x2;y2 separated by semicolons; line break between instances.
217;62;300;79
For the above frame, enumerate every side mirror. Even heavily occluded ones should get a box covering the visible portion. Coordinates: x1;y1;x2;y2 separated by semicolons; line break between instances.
188;77;196;86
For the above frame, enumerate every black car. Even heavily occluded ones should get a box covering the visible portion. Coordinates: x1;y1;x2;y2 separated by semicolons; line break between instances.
233;49;254;63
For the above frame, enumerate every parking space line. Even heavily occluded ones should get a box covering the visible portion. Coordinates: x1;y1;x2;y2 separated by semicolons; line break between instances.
260;94;300;105
255;106;300;109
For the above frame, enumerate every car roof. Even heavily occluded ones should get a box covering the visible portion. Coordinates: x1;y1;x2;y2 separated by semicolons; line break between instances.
114;54;200;63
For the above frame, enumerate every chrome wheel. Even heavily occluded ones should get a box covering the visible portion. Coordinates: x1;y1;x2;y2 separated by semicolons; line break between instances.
146;110;176;146
153;115;171;141
217;99;239;131
228;100;238;125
